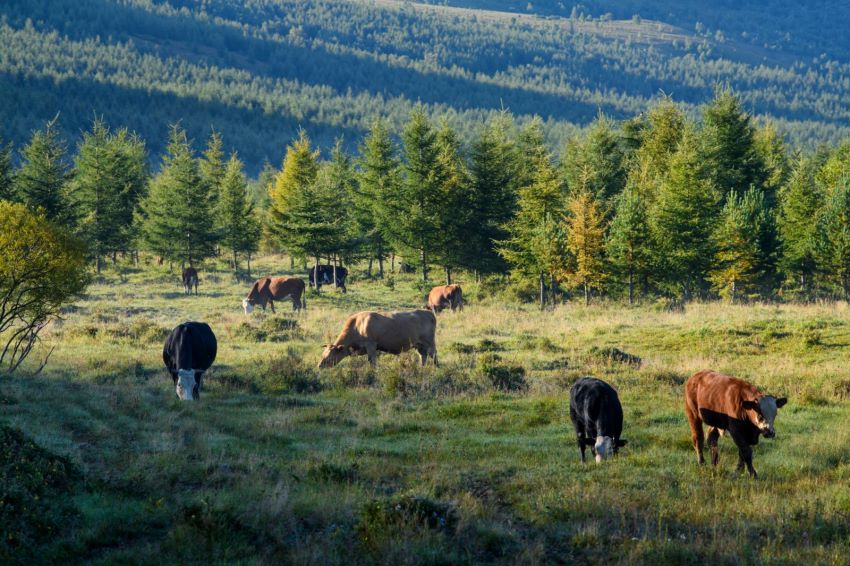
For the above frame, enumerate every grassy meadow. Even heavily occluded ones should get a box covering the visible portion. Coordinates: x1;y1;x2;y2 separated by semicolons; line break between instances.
2;255;848;565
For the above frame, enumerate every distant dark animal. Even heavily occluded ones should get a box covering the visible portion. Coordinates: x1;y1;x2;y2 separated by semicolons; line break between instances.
163;322;217;400
308;265;347;292
182;267;198;295
318;309;437;368
242;277;306;314
685;370;787;478
427;284;463;313
399;263;416;274
569;377;627;463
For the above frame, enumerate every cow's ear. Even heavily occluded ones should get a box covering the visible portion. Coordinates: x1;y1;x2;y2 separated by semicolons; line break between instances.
776;397;787;408
742;400;759;410
616;439;628;447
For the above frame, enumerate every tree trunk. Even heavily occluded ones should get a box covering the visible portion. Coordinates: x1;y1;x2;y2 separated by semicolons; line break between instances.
247;253;252;278
628;267;634;306
111;251;117;264
314;255;321;293
391;253;395;274
584;282;589;306
95;256;101;274
421;249;428;282
731;279;737;304
550;273;556;305
539;271;545;310
445;266;451;286
233;250;238;273
290;255;294;269
378;243;384;278
333;255;338;290
368;257;373;278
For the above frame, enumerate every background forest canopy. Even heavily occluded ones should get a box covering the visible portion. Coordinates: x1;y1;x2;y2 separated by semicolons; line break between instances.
2;87;848;305
0;0;847;175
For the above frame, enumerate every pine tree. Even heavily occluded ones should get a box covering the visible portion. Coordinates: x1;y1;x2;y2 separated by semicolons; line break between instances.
0;140;14;201
434;120;472;284
314;139;356;272
14;116;71;224
385;107;444;282
71;118;148;271
709;188;772;302
355;120;400;277
218;153;259;272
816;179;850;299
267;129;319;261
777;155;822;293
650;125;719;300
607;180;652;304
700;87;766;203
137;125;217;266
467;110;519;275
200;130;225;213
560;112;626;206
565;187;606;305
753;120;789;208
636;96;686;192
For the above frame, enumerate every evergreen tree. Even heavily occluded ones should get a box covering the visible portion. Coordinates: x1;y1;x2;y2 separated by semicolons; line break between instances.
14;116;71;224
700;87;765;202
816;174;850;299
565;187;606;305
355;120;400;277
636;96;686;194
0;140;14;201
753;120;789;208
314;139;357;268
560;112;626;206
71;118;148;271
467;110;519;275
607;180;652;304
200;130;226;212
777;156;822;293
709;188;772;302
650;125;719;300
434;120;472;284
218;153;260;272
385;107;444;282
137;125;217;266
267;129;319;260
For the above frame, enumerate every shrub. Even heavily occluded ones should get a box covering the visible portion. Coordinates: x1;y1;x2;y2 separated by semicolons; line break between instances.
356;494;456;551
258;349;321;394
590;346;642;366
478;354;527;392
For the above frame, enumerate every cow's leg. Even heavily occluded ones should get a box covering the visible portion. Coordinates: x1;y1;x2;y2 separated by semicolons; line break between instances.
731;433;757;478
576;429;587;464
707;427;721;467
686;409;705;465
269;300;276;314
365;342;378;365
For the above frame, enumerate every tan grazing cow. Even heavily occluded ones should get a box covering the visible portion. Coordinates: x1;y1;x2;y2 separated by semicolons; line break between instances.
685;370;787;478
242;277;306;313
318;309;437;368
427;284;463;313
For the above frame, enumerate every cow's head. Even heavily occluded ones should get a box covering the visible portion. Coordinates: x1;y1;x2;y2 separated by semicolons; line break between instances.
318;344;349;368
242;298;254;314
175;369;201;400
742;395;787;438
591;436;627;463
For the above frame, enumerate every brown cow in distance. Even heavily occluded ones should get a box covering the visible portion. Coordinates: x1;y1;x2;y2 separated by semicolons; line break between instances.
685;370;787;478
427;284;463;313
242;277;306;314
182;267;198;295
318;309;437;368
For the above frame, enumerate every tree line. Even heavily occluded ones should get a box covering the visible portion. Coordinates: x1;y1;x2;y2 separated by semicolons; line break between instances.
0;89;847;302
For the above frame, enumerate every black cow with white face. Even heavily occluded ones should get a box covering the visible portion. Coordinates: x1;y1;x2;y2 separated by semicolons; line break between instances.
308;265;347;292
163;322;217;401
569;377;627;463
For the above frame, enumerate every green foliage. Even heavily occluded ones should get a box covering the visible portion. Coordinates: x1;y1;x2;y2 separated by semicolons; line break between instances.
217;153;260;270
477;353;527;392
0;201;89;372
607;182;653;303
565;188;607;303
814;145;850;298
137;125;218;265
0;140;14;201
778;155;823;292
13;116;71;224
560;112;627;205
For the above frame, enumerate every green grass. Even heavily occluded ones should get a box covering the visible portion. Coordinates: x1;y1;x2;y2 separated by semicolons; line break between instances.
1;255;848;564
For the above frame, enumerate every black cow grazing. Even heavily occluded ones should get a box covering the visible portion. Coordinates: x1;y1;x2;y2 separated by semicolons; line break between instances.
163;322;217;400
308;265;347;292
569;377;627;463
182;267;198;295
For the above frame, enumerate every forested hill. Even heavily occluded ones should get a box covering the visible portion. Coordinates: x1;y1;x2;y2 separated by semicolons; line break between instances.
1;0;847;174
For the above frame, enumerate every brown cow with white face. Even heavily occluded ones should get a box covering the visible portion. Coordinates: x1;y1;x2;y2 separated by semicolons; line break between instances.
242;277;306;314
427;284;463;313
685;370;787;478
318;309;437;368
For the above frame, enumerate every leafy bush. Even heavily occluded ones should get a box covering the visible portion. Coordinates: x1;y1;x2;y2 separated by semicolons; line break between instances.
256;349;321;394
478;354;527;392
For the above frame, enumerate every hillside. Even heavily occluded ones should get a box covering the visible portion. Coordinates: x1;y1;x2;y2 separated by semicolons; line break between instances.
0;0;847;173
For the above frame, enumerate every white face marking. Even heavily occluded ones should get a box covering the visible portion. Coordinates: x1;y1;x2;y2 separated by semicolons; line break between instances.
756;396;779;436
242;299;254;314
594;436;614;463
176;369;197;400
